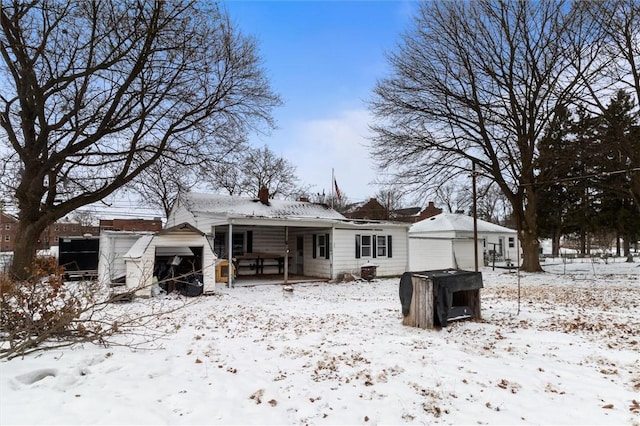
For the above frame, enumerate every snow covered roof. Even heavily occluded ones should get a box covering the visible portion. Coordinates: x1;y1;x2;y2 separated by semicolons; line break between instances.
123;235;153;260
410;213;516;234
181;192;347;220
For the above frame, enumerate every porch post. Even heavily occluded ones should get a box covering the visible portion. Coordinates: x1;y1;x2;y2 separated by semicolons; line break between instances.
228;222;233;288
284;226;289;284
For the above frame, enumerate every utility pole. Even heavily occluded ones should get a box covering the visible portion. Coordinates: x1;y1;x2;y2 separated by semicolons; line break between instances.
472;162;479;272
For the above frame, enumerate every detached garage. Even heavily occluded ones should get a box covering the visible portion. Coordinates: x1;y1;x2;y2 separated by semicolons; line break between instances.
123;223;217;297
409;213;519;271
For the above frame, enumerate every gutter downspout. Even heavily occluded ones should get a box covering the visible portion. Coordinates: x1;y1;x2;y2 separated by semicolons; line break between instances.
330;224;335;279
284;225;289;285
228;221;233;288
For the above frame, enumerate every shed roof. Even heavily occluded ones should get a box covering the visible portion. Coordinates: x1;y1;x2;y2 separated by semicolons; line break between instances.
123;235;153;260
181;192;347;220
410;213;516;234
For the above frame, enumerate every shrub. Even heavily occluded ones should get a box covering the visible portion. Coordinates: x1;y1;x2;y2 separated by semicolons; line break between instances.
1;257;195;360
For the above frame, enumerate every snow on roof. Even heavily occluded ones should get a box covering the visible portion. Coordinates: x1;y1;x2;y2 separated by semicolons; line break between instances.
123;235;153;260
410;212;516;234
182;192;347;220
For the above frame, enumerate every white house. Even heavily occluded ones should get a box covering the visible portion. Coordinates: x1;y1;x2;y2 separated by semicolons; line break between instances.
122;222;217;297
166;191;410;282
409;213;519;271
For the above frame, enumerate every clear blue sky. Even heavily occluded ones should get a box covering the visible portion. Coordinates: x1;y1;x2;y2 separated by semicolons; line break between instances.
224;0;419;203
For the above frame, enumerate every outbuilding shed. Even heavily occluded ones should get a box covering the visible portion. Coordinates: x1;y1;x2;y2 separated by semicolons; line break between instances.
98;230;154;286
123;222;217;297
409;213;519;271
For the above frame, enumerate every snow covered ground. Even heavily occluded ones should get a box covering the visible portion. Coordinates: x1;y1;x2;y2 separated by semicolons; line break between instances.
2;258;639;425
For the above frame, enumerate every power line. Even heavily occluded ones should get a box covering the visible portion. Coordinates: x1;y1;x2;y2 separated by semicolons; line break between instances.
519;167;640;187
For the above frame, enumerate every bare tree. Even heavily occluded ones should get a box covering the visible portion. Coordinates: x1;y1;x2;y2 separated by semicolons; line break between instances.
0;1;280;278
583;0;640;210
369;1;600;271
70;209;98;227
375;188;405;217
434;180;472;215
127;157;198;220
476;183;512;225
201;149;249;196
240;145;299;198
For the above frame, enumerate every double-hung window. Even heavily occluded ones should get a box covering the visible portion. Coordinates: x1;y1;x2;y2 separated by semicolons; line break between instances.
361;235;372;257
377;236;387;257
312;233;330;259
356;234;393;259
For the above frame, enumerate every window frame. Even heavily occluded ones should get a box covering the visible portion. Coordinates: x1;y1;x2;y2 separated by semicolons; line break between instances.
318;234;326;258
376;235;387;257
361;235;372;257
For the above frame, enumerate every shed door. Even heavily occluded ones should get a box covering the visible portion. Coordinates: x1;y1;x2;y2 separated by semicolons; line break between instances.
296;236;304;275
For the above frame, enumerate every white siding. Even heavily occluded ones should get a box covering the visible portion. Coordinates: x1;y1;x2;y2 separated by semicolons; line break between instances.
409;238;454;271
98;232;151;285
333;227;408;278
303;229;332;278
166;201;197;228
452;240;477;270
409;236;485;271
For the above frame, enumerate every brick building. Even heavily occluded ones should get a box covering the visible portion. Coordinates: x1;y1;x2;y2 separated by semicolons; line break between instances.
0;212;18;252
40;221;100;250
99;218;162;232
344;199;443;223
0;213;161;251
343;198;389;220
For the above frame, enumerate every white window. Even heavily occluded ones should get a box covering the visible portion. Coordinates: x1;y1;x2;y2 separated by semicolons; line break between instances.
4;235;9;242
4;224;10;230
356;234;392;259
509;237;515;248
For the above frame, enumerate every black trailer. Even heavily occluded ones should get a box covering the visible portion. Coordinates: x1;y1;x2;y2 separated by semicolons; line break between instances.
58;236;100;280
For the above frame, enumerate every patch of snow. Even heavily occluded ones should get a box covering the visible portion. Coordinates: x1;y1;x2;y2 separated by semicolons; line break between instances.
1;261;639;425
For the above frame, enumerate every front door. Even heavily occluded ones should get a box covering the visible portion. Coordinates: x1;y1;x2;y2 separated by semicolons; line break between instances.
296;236;304;275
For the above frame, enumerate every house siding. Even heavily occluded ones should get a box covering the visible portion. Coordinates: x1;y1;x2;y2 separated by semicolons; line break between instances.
333;228;408;278
451;239;480;270
409;238;454;271
409;233;499;271
301;229;332;278
98;232;151;285
166;202;200;229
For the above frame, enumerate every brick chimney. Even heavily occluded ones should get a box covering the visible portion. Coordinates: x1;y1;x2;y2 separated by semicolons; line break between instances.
258;185;269;205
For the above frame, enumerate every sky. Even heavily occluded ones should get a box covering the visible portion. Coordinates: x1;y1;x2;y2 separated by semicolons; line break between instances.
2;1;419;221
223;1;419;204
2;260;639;425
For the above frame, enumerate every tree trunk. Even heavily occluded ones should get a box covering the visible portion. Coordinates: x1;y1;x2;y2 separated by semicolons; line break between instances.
519;228;543;272
623;235;631;258
552;229;561;257
517;196;543;272
11;219;47;280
